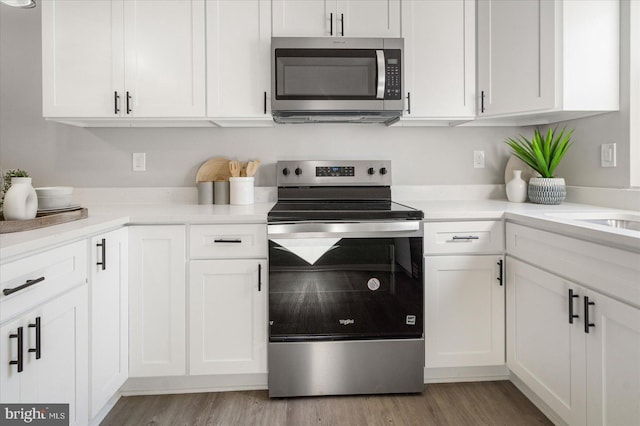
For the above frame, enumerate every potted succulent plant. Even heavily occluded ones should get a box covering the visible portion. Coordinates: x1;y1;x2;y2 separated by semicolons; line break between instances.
505;127;574;204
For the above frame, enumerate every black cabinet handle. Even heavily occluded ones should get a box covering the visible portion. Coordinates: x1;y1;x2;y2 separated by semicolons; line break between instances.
9;327;24;373
3;276;45;296
569;289;579;324
263;91;267;114
126;91;132;114
496;259;503;286
340;13;344;36
28;317;41;360
114;91;120;115
481;90;485;113
96;238;106;270
258;263;262;292
407;92;411;114
451;235;479;241
214;239;242;244
584;296;595;333
330;12;333;35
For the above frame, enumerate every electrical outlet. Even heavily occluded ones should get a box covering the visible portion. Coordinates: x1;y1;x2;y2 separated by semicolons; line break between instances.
133;152;146;171
601;143;616;167
474;150;485;168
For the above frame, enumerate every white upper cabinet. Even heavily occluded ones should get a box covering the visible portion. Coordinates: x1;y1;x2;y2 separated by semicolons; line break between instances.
476;0;619;124
42;0;205;119
272;0;400;37
207;0;273;125
401;0;475;122
42;0;123;118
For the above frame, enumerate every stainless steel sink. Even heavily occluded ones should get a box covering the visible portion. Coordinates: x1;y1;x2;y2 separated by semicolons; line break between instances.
578;218;640;231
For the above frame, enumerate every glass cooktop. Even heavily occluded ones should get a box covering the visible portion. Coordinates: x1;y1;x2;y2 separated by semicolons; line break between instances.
267;201;424;222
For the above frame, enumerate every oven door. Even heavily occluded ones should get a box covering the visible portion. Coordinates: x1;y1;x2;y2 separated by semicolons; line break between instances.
268;221;423;342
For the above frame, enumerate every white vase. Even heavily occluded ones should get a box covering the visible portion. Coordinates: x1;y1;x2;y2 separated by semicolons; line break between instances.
3;177;38;220
506;170;527;202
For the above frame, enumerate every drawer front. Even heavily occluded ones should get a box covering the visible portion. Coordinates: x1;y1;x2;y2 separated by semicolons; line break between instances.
424;221;504;254
1;240;87;323
190;224;267;259
506;222;640;308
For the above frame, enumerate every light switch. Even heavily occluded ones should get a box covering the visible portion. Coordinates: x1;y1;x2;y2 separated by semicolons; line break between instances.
133;152;146;171
474;151;485;168
601;143;616;167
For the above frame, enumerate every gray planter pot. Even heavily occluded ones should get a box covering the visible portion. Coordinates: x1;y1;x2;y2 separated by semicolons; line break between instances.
528;177;566;205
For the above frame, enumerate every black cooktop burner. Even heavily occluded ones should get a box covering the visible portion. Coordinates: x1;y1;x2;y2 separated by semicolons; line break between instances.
267;201;424;222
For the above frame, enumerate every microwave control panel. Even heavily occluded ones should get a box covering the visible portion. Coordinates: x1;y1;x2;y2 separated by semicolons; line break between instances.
384;50;402;100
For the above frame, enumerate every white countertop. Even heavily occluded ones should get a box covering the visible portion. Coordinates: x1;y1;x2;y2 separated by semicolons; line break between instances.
1;199;638;261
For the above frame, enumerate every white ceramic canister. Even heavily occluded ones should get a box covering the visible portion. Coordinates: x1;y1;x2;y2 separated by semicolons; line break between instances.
229;177;254;205
3;177;38;220
506;170;527;203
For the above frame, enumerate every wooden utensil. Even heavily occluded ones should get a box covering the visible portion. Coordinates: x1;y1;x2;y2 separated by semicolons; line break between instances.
246;160;261;177
228;160;241;178
196;157;230;182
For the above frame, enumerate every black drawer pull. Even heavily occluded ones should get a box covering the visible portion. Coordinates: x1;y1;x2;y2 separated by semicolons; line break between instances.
96;238;107;270
568;289;579;324
214;239;242;244
9;327;24;372
584;296;595;333
451;235;479;241
3;276;45;296
258;263;262;292
496;259;503;286
28;316;41;359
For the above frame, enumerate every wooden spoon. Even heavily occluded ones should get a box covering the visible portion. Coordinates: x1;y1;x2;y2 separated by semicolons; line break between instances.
246;160;261;177
228;160;241;178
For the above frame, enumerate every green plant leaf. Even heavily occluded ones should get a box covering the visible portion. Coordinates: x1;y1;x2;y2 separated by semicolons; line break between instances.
504;127;574;178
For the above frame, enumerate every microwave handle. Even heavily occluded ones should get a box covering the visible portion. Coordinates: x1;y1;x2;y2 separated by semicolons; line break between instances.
376;50;385;99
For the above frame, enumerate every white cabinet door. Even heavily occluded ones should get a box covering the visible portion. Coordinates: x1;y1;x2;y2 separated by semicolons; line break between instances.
402;0;474;119
506;257;586;426
42;0;124;118
272;0;335;37
207;0;271;120
425;255;504;368
129;226;186;377
0;286;89;426
89;228;128;418
189;259;267;375
585;290;640;426
337;0;400;38
123;0;206;117
272;0;399;37
476;0;555;116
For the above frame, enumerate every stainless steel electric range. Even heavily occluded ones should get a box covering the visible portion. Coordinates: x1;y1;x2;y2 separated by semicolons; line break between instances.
267;160;424;398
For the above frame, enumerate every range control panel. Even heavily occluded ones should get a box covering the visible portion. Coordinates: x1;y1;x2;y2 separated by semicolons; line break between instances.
277;160;391;187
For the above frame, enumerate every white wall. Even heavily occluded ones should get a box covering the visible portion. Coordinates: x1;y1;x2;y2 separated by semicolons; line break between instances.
0;4;632;190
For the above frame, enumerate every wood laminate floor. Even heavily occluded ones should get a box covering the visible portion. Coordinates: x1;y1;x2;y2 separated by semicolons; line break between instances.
101;381;552;426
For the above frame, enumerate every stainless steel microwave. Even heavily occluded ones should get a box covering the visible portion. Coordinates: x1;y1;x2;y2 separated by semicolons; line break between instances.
271;37;404;125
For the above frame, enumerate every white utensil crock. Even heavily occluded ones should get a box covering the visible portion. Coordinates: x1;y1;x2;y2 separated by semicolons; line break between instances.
229;177;254;205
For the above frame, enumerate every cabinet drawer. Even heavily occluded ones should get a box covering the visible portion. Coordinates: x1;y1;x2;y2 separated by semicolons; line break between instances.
506;223;640;307
190;224;267;259
424;221;504;254
1;240;87;323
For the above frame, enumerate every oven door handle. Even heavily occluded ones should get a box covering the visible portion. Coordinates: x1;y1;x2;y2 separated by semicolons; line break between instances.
268;221;421;238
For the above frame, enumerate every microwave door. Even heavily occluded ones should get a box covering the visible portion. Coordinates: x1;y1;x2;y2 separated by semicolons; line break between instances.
376;50;385;99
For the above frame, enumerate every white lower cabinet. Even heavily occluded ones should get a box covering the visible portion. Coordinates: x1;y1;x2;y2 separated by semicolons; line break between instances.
507;257;640;426
189;259;267;375
424;255;504;367
89;228;128;418
128;225;186;377
0;285;89;426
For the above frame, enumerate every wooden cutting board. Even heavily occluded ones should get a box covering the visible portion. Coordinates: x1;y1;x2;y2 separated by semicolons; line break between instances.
196;157;230;182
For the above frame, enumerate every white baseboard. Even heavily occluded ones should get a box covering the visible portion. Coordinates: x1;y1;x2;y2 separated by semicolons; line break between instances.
90;393;121;426
509;373;566;426
120;373;268;396
423;365;510;383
